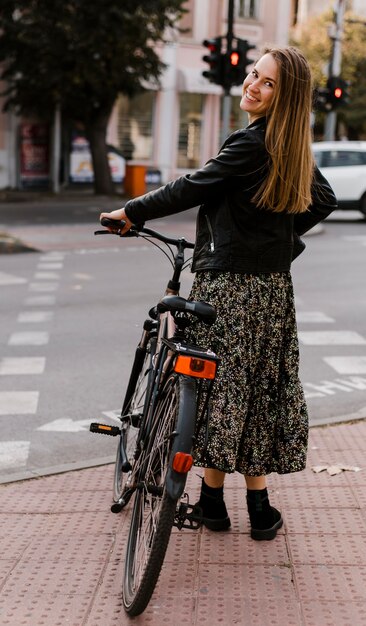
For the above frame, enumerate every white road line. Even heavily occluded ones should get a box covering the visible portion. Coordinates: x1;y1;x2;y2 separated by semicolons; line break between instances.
0;391;39;415
17;311;54;323
0;441;30;469
24;295;56;306
39;253;65;261
33;272;60;280
37;418;91;432
0;272;27;286
304;376;366;398
37;263;63;270
8;331;49;346
0;357;46;375
28;282;59;292
323;356;366;375
298;331;366;345
297;311;335;323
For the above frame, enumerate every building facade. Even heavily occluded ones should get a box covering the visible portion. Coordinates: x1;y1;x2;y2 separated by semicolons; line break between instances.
111;0;293;183
0;0;293;190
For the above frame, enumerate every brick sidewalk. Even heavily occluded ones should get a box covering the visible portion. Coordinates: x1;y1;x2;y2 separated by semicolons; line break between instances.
1;421;366;626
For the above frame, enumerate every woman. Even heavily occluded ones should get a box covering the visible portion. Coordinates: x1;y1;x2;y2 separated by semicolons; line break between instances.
101;46;337;540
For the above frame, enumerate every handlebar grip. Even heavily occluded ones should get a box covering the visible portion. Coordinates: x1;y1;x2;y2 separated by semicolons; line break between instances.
100;217;126;230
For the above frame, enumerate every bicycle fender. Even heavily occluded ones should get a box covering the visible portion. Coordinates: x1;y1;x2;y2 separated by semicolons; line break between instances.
165;376;197;501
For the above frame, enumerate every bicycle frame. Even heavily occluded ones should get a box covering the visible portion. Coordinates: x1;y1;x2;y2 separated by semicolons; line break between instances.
92;220;219;502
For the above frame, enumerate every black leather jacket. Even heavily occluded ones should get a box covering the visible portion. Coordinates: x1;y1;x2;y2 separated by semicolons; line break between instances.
125;118;337;274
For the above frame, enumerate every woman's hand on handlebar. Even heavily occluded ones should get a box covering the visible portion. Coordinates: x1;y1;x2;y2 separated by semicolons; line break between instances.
99;208;133;234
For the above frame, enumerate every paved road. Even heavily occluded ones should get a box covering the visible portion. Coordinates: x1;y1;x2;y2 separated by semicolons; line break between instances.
1;198;366;482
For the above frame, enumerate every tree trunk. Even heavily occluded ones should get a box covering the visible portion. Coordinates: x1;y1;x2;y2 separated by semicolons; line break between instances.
87;111;115;196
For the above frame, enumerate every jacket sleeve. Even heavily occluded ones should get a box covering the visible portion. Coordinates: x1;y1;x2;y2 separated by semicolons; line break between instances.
124;129;267;224
294;166;338;236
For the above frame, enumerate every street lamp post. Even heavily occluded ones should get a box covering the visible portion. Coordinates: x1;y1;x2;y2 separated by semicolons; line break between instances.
324;0;346;141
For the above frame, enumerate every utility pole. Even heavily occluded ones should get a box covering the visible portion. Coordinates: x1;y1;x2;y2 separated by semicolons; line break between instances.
324;0;346;141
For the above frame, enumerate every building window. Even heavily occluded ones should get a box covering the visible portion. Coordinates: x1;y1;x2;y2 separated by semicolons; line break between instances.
236;0;259;19
117;92;155;161
177;93;203;169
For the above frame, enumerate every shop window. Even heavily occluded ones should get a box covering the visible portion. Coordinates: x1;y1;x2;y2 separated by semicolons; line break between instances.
236;0;260;19
177;93;204;169
118;92;155;161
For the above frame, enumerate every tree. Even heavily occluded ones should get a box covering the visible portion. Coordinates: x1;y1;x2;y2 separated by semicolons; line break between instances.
0;0;187;194
291;8;366;138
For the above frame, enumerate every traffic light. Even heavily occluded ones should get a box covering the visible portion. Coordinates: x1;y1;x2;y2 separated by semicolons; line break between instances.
224;38;256;90
327;76;350;108
314;78;350;112
202;37;224;86
314;86;333;112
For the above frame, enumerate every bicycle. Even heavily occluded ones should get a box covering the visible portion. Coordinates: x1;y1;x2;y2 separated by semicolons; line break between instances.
90;217;220;617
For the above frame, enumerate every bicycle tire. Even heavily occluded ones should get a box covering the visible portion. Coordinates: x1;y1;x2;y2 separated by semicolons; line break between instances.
122;374;196;616
113;342;152;504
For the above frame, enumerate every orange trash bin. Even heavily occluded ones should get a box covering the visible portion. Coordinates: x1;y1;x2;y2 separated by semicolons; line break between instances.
124;164;146;197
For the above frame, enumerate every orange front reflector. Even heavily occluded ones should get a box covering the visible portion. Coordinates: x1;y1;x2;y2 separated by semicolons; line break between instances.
173;355;216;379
172;452;194;474
99;425;113;431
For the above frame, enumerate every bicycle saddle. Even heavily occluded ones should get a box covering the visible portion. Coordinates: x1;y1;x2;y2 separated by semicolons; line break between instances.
157;295;217;325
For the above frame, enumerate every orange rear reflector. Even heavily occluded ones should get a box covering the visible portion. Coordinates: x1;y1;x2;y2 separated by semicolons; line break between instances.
172;452;194;473
173;355;216;379
99;425;113;431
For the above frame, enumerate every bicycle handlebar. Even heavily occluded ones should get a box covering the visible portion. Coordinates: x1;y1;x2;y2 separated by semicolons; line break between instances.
95;217;195;250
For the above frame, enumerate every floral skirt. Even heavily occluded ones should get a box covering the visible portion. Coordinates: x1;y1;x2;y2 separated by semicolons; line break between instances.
187;271;308;476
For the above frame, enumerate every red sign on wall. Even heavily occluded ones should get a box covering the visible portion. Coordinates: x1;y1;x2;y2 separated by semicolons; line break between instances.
19;123;50;187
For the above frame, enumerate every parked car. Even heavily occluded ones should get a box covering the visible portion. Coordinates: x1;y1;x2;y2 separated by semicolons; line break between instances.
312;141;366;218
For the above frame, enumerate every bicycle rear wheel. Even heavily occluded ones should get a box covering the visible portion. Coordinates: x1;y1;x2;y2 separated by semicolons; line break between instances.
122;374;196;616
113;341;153;505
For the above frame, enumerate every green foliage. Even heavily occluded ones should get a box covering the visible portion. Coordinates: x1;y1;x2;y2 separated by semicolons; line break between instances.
0;0;187;124
291;9;366;136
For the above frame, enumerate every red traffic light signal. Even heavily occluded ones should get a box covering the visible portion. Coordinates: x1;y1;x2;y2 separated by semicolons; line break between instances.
334;87;343;99
230;51;240;66
327;76;350;108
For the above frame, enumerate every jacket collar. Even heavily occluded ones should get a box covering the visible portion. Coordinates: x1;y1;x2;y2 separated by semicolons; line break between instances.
246;117;267;131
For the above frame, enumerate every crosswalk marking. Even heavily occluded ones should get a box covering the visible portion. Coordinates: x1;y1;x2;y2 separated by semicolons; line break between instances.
298;330;366;345
323;356;366;374
0;272;27;286
17;311;54;323
28;282;59;292
37;263;63;270
0;391;39;415
0;357;46;375
0;252;64;472
34;272;60;280
297;311;335;323
39;253;65;261
24;295;56;306
8;331;49;346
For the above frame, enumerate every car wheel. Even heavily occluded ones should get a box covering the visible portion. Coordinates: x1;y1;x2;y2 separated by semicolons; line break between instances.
360;193;366;219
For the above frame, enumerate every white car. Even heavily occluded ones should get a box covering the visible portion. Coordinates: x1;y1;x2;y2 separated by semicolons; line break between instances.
312;141;366;218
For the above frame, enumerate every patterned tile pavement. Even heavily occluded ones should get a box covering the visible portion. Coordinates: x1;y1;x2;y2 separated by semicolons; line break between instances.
1;420;366;626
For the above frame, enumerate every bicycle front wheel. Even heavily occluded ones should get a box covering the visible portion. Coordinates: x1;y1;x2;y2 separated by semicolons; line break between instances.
123;374;196;617
113;342;152;505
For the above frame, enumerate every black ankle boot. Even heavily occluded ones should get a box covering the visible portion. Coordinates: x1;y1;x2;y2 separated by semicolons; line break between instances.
194;479;231;531
246;488;283;541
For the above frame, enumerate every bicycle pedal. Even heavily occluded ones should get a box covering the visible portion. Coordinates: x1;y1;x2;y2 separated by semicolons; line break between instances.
174;502;203;530
89;423;121;436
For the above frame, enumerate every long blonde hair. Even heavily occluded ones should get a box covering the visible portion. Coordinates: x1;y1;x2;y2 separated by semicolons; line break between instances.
252;46;314;214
